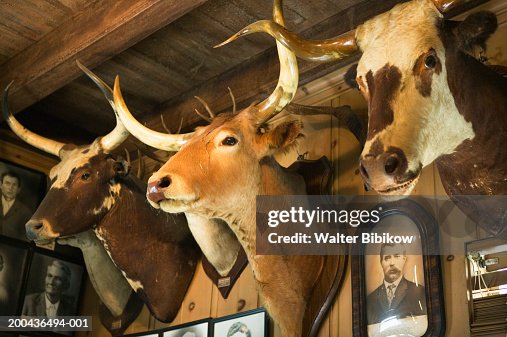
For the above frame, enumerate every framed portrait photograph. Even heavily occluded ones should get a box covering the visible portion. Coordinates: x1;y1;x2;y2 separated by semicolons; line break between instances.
21;248;85;319
212;308;267;337
0;237;30;315
352;199;445;337
0;160;47;242
160;319;210;337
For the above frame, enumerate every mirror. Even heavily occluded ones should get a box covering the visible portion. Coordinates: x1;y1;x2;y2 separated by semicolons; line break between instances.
466;237;507;336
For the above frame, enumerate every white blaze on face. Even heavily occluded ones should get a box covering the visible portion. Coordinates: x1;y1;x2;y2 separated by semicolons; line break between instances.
357;0;474;171
49;141;102;189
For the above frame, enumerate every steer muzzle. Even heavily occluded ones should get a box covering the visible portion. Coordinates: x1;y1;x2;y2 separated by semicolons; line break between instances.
146;176;171;204
359;149;419;195
25;219;53;241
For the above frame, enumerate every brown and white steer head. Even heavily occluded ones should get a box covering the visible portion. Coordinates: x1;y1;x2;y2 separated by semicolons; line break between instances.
230;0;500;195
28;146;129;241
2;62;130;242
354;1;497;195
4;64;200;324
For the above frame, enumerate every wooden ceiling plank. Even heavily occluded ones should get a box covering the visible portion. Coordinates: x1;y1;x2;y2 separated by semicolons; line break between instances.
0;2;57;34
0;18;39;43
113;49;190;93
54;0;92;13
0;0;208;115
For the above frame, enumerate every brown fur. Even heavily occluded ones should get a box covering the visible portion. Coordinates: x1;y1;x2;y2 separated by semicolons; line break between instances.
412;48;442;97
365;65;402;140
436;20;507;236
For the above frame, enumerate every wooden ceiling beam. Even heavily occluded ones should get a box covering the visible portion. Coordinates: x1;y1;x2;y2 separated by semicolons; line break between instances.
0;0;207;115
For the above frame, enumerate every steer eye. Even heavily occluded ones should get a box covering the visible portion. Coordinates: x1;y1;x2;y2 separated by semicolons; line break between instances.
424;55;437;69
80;172;91;181
221;136;238;146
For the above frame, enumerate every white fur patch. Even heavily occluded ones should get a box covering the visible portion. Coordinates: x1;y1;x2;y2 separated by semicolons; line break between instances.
50;141;102;189
92;183;121;215
94;228;113;261
122;272;144;291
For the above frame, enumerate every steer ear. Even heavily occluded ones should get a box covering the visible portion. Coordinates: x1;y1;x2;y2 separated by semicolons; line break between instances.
454;11;497;53
260;120;303;155
344;64;359;91
113;157;130;177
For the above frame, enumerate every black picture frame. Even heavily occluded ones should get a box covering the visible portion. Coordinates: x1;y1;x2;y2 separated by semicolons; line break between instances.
211;308;268;337
352;198;445;337
0;160;47;242
159;318;210;337
19;247;85;337
0;236;30;316
21;248;85;317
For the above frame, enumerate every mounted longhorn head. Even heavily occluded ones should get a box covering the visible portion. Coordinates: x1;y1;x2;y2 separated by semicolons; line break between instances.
2;63;200;322
110;1;341;336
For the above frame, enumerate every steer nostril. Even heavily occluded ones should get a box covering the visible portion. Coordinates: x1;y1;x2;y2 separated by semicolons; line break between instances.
158;176;171;188
384;155;399;175
359;162;369;179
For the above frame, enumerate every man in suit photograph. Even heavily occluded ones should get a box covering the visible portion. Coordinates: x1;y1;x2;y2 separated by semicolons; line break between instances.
367;242;427;325
0;171;32;241
22;260;76;317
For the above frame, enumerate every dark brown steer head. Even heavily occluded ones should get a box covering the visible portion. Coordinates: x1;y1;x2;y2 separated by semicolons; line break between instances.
2;63;130;241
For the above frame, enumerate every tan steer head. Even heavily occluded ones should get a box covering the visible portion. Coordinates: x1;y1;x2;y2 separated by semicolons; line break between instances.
112;1;334;336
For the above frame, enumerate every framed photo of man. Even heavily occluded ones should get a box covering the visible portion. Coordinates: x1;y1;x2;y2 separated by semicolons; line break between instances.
21;249;84;319
0;160;47;242
352;199;445;337
0;237;30;315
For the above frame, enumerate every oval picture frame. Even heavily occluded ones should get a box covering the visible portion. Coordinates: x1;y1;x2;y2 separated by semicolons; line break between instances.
352;198;445;337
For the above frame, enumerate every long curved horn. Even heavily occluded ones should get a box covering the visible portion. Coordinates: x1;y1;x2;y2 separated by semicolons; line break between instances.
76;61;129;152
113;76;194;151
217;0;299;125
255;0;299;124
215;20;357;63
2;82;66;157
